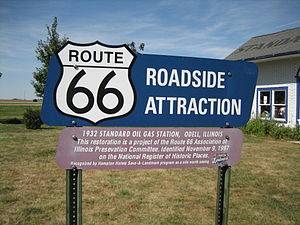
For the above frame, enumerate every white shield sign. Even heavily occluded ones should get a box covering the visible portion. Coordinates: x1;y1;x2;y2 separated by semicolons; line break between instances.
55;42;136;124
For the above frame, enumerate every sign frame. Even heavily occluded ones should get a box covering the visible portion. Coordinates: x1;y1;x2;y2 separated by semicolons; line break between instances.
40;41;258;225
41;41;258;128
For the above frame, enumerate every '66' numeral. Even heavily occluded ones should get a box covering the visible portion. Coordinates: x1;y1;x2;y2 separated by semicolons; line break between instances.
67;69;124;114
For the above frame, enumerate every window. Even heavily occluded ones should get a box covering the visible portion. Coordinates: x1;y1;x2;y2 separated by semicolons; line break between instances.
257;88;287;122
273;90;286;119
259;91;271;119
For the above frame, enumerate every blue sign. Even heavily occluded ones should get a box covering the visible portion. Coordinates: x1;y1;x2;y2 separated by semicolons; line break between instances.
41;41;258;127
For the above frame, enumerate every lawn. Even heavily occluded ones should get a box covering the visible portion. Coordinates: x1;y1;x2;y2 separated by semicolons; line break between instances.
0;104;41;121
0;105;299;225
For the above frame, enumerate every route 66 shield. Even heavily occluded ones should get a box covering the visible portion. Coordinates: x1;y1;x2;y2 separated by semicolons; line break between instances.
55;41;136;124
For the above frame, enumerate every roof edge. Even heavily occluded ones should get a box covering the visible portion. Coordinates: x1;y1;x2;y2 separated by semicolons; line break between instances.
252;27;300;39
243;50;300;61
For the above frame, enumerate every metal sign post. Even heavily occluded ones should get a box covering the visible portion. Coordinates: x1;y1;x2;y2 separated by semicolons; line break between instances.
215;165;231;225
66;168;82;225
56;127;241;224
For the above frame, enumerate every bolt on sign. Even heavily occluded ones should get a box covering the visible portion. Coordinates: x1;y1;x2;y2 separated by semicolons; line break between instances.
56;127;243;170
41;41;258;127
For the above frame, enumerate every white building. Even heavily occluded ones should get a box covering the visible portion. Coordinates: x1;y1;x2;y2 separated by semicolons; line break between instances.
225;27;300;127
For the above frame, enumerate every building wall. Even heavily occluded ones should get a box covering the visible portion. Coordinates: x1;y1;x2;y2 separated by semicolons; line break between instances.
250;57;300;127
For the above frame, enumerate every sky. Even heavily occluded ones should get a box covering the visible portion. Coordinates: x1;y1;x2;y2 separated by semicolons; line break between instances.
0;0;300;100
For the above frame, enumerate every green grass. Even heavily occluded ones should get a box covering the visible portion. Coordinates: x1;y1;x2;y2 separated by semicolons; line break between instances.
0;105;41;121
0;105;299;225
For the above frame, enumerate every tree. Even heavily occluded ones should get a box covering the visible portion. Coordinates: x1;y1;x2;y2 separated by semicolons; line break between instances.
127;41;145;54
32;17;68;97
32;17;144;98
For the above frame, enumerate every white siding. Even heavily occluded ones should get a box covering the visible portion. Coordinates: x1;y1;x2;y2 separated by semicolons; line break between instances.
250;57;300;127
256;57;300;85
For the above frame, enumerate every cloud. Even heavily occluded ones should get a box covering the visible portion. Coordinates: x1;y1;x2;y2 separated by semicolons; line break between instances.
275;19;300;29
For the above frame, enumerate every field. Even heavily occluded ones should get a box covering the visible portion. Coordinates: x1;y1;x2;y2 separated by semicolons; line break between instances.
0;104;299;225
0;100;41;121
